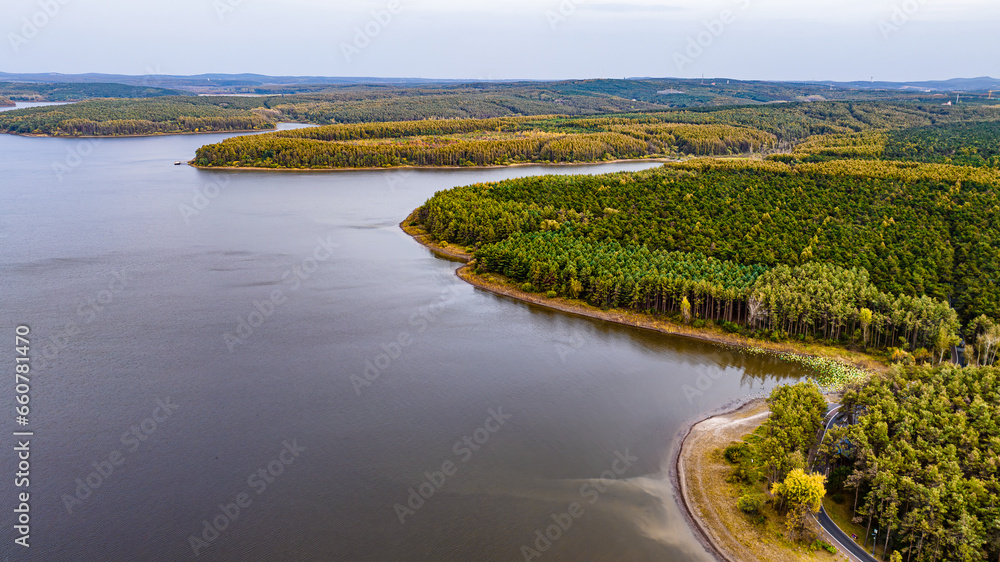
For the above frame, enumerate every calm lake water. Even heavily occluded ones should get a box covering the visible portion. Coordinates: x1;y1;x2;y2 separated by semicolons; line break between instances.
0;122;808;561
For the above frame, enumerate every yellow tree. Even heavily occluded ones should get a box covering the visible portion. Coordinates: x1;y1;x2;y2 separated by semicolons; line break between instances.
772;468;826;540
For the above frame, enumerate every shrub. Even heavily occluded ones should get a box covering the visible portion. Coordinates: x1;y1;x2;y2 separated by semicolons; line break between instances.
545;290;557;298
889;348;914;365
912;347;933;364
693;319;706;328
521;283;534;293
809;540;837;554
724;442;747;464
737;493;765;514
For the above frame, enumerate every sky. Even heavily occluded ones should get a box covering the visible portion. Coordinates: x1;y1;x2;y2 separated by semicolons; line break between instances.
3;0;1000;82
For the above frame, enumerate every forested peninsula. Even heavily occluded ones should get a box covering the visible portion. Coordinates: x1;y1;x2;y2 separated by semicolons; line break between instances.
0;97;275;136
409;156;1000;376
191;101;1000;170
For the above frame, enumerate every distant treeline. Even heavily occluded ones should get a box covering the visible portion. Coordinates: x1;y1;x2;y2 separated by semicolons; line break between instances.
0;82;187;102
0;97;274;136
191;102;1000;170
790;119;1000;167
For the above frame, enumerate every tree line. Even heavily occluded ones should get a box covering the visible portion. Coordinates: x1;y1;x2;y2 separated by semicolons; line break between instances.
192;114;779;168
788;120;1000;169
0;97;275;136
416;160;1000;353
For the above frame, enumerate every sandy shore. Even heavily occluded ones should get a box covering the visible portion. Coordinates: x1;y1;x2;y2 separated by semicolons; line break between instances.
676;399;768;561
676;400;853;562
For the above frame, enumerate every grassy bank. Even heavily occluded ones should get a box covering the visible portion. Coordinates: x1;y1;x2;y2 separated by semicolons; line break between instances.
678;400;847;562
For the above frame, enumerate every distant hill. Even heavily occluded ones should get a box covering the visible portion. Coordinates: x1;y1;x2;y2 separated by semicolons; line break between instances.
814;76;1000;92
2;72;998;97
0;72;462;89
0;81;188;101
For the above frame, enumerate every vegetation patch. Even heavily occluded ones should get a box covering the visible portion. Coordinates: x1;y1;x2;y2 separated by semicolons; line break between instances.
0;96;275;136
820;364;1000;562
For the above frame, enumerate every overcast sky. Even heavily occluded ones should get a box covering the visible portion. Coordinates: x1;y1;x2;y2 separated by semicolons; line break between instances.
3;0;999;81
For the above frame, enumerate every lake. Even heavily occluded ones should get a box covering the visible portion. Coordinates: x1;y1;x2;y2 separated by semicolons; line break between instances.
0;124;808;561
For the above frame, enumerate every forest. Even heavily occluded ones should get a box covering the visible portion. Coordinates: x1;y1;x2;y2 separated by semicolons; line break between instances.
821;365;1000;561
885;121;1000;167
0;82;187;101
0;95;13;107
191;101;1000;169
0;97;275;136
789;120;1000;168
414;159;1000;356
5;82;998;143
192;114;778;168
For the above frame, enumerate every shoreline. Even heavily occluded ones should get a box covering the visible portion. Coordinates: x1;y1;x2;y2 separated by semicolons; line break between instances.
399;214;886;376
675;398;852;562
190;157;675;173
2;126;278;139
400;212;876;561
673;398;765;562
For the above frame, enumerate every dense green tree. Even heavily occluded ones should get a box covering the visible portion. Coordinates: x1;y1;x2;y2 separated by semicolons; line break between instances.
827;365;1000;562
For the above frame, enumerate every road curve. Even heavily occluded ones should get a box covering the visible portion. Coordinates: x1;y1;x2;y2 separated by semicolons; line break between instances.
813;405;880;562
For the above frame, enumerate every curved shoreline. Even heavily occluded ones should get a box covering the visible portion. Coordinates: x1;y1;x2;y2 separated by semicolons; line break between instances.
399;215;885;376
672;398;764;562
3;127;277;139
401;213;883;561
190;157;675;173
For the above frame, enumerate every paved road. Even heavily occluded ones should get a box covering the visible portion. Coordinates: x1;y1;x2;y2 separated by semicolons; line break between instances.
813;404;881;562
816;507;880;562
